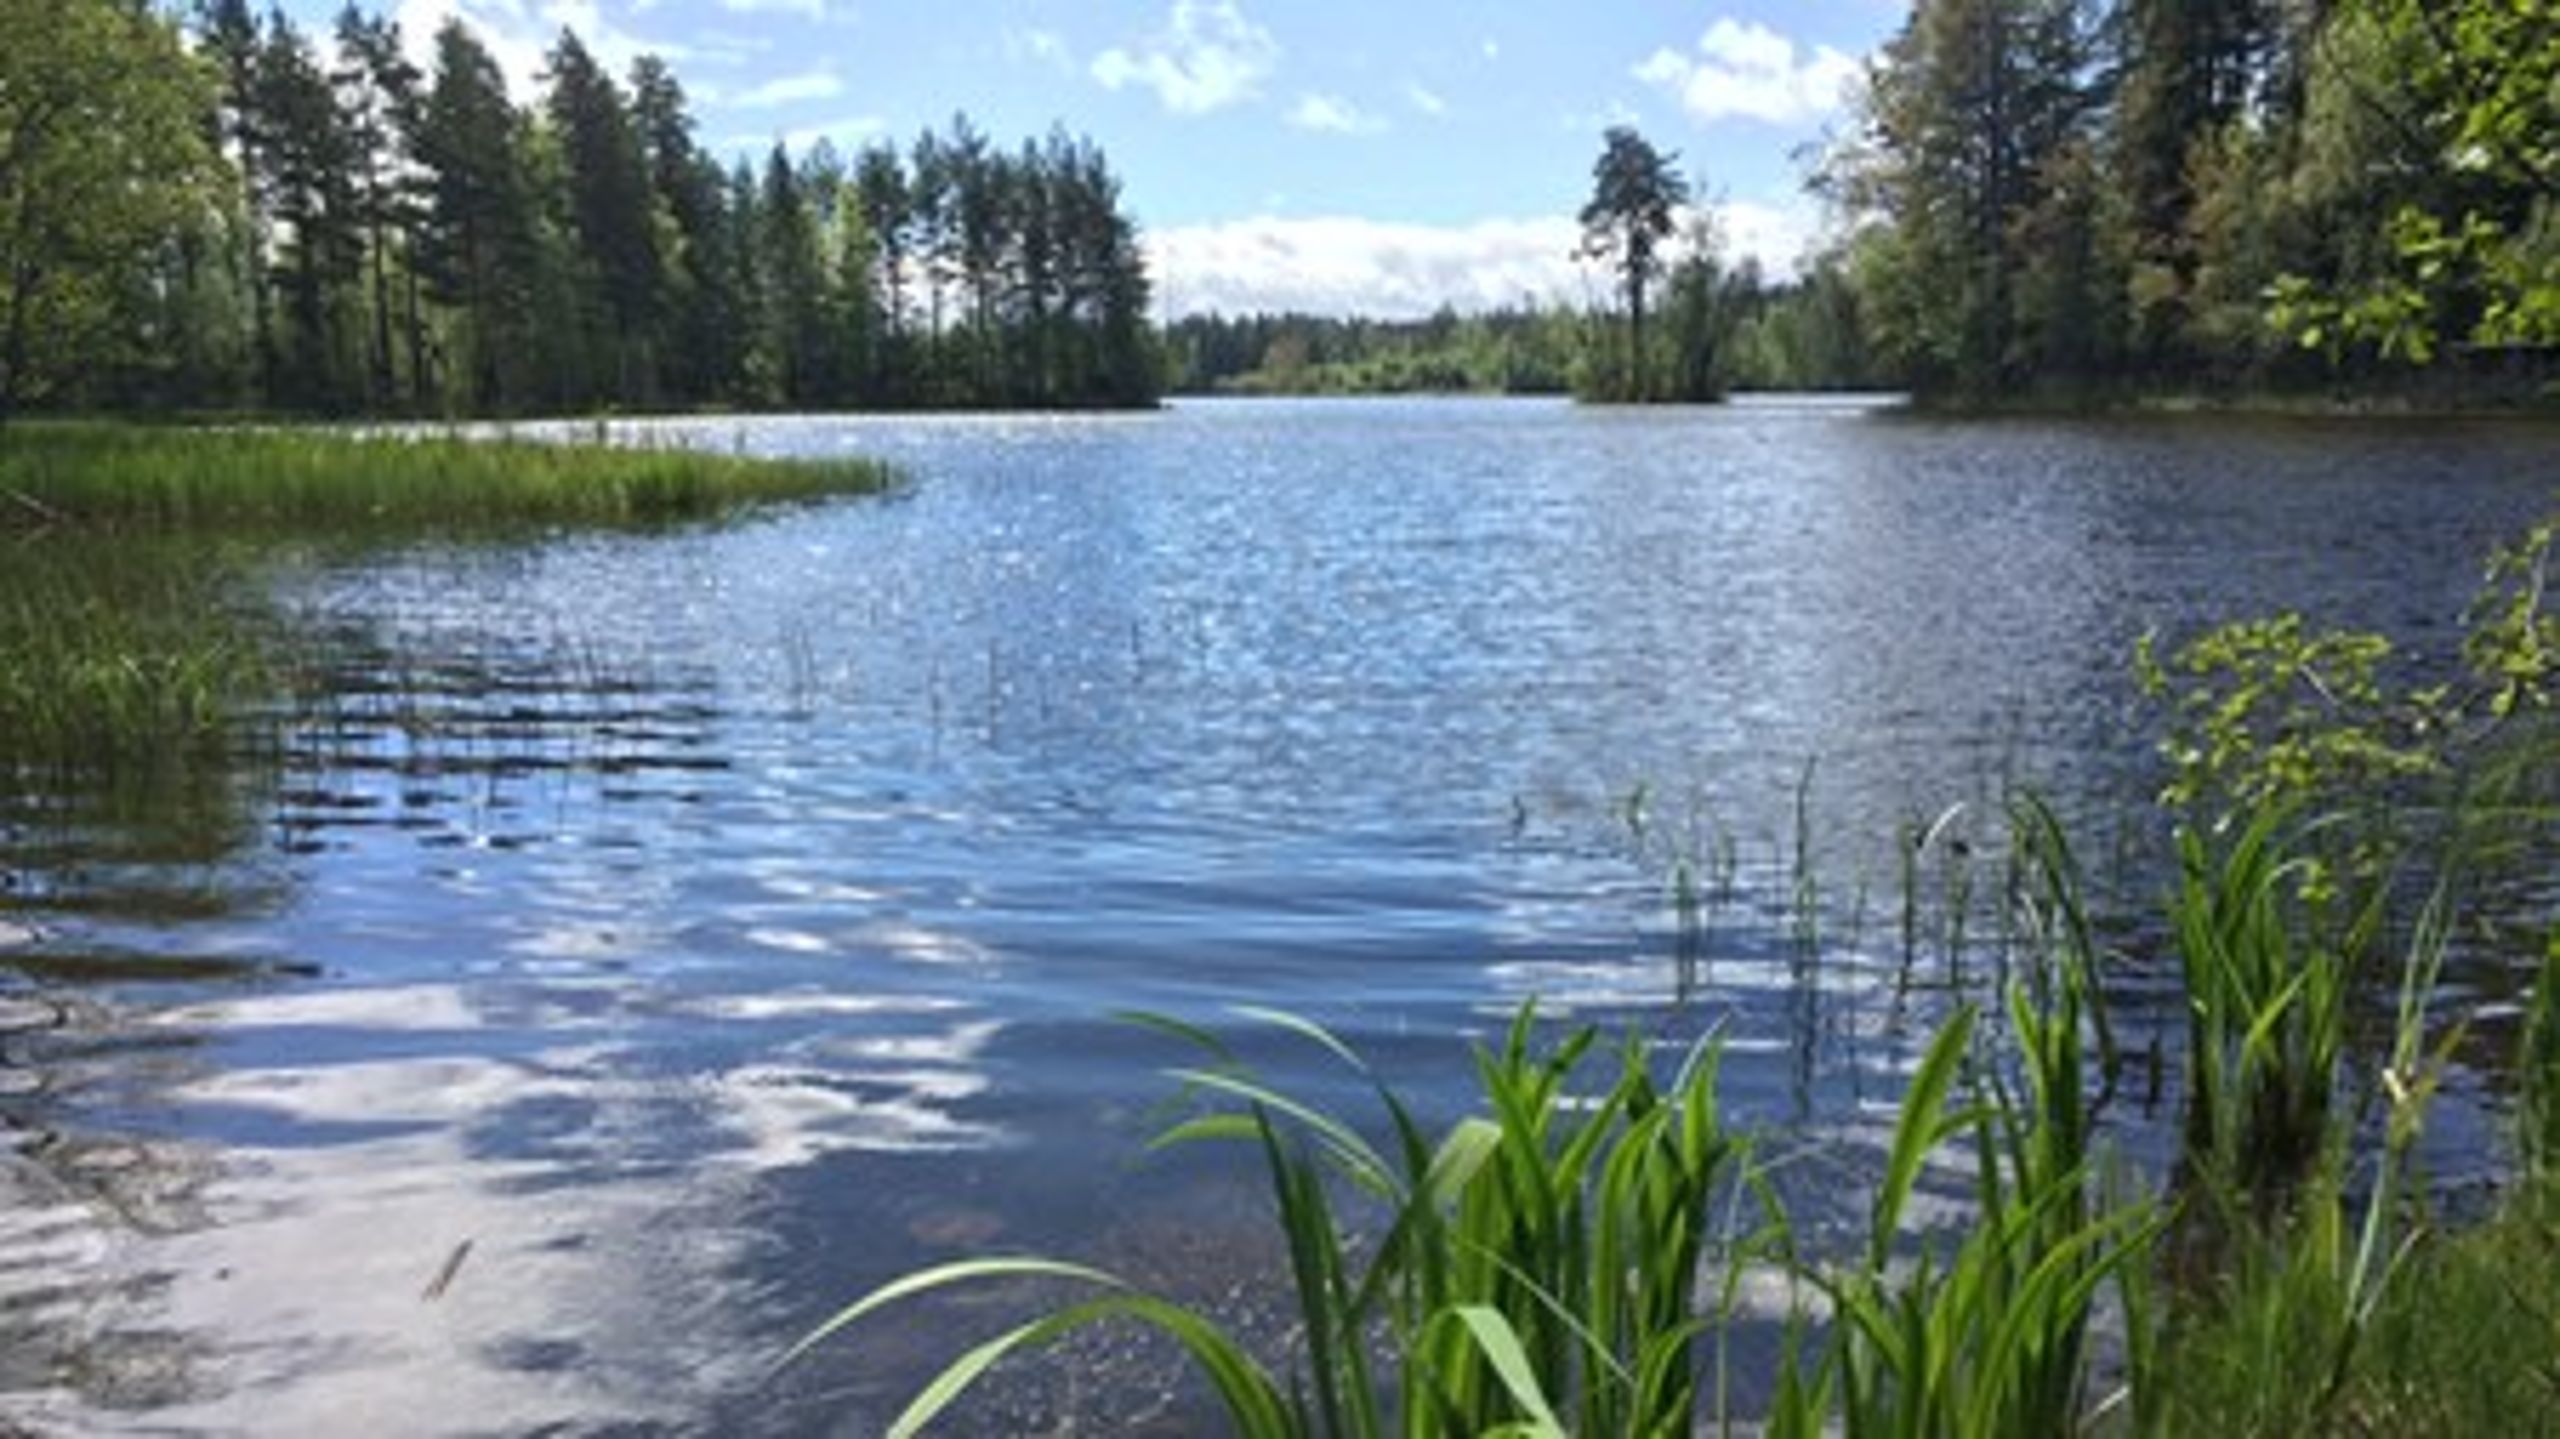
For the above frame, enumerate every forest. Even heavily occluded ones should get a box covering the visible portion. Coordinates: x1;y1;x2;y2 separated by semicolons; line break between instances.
1182;0;2558;408
1829;0;2557;404
1;0;1161;420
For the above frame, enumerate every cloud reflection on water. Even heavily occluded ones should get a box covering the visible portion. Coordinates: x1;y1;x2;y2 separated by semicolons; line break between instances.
0;969;1012;1432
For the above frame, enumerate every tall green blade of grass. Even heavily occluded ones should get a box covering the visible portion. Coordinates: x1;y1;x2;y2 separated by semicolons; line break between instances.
2525;933;2560;1184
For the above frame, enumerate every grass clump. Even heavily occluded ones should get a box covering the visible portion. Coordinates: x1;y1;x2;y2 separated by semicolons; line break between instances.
2145;935;2560;1438
0;542;280;770
0;422;896;532
788;1003;1748;1438
2167;809;2355;1220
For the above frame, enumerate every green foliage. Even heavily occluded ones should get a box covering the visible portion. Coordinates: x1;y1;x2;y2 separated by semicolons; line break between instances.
1168;307;1583;397
793;1003;1744;1437
21;6;1156;420
1829;0;2099;400
0;0;224;416
2153;1171;2560;1436
2265;0;2560;366
2136;513;2560;894
2147;883;2507;1439
1168;266;1894;399
1825;0;2555;403
2464;516;2560;721
2134;614;2438;821
2525;934;2560;1184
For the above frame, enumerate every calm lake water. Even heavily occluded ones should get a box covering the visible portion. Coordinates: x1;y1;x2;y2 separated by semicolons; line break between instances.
3;397;2555;1433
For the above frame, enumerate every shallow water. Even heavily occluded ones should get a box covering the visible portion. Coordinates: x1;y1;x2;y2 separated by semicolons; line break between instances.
3;397;2554;1433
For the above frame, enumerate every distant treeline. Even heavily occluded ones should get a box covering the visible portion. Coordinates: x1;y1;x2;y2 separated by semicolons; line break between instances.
5;1;1159;421
1165;255;1898;398
1165;309;1580;396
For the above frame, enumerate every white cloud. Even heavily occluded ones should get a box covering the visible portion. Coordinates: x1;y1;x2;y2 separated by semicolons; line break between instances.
1635;18;1863;126
692;31;773;66
1287;93;1384;135
726;67;843;110
391;0;694;102
1404;82;1447;117
1148;203;1820;319
1091;0;1279;115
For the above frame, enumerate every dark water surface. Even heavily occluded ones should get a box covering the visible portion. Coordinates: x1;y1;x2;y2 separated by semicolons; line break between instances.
2;397;2554;1433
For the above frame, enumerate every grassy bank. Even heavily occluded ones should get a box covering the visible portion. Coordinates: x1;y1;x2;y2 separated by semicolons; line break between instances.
0;422;897;532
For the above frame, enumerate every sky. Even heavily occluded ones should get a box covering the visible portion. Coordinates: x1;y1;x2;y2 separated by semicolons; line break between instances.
328;1;1907;318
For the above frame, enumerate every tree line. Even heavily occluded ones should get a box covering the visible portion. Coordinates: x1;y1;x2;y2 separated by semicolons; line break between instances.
2;0;1161;421
1831;0;2558;404
1165;258;1892;400
1166;308;1580;396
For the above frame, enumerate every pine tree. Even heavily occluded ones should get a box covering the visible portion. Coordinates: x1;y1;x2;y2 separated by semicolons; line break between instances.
415;18;536;410
630;56;741;407
257;8;363;411
545;30;663;406
332;4;423;409
1578;127;1690;401
1837;0;2102;396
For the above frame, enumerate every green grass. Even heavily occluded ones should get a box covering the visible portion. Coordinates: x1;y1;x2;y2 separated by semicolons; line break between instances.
788;1003;1749;1438
2147;1170;2560;1437
0;542;281;768
0;421;896;531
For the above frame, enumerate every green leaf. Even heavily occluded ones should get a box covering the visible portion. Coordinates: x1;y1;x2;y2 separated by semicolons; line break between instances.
1441;1305;1568;1437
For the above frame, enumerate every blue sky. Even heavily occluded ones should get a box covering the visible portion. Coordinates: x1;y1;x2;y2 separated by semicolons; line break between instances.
339;1;1905;315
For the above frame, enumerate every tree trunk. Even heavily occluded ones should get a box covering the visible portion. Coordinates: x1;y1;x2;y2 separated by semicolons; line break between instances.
1628;270;1648;401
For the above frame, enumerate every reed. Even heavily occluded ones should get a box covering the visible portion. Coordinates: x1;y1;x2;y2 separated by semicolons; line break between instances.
787;1003;1746;1437
0;421;895;532
2167;808;2360;1220
2144;883;2493;1438
1780;794;2158;1439
0;542;281;769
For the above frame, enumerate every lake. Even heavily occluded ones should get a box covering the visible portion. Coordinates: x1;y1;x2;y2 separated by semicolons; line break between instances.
2;396;2554;1434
